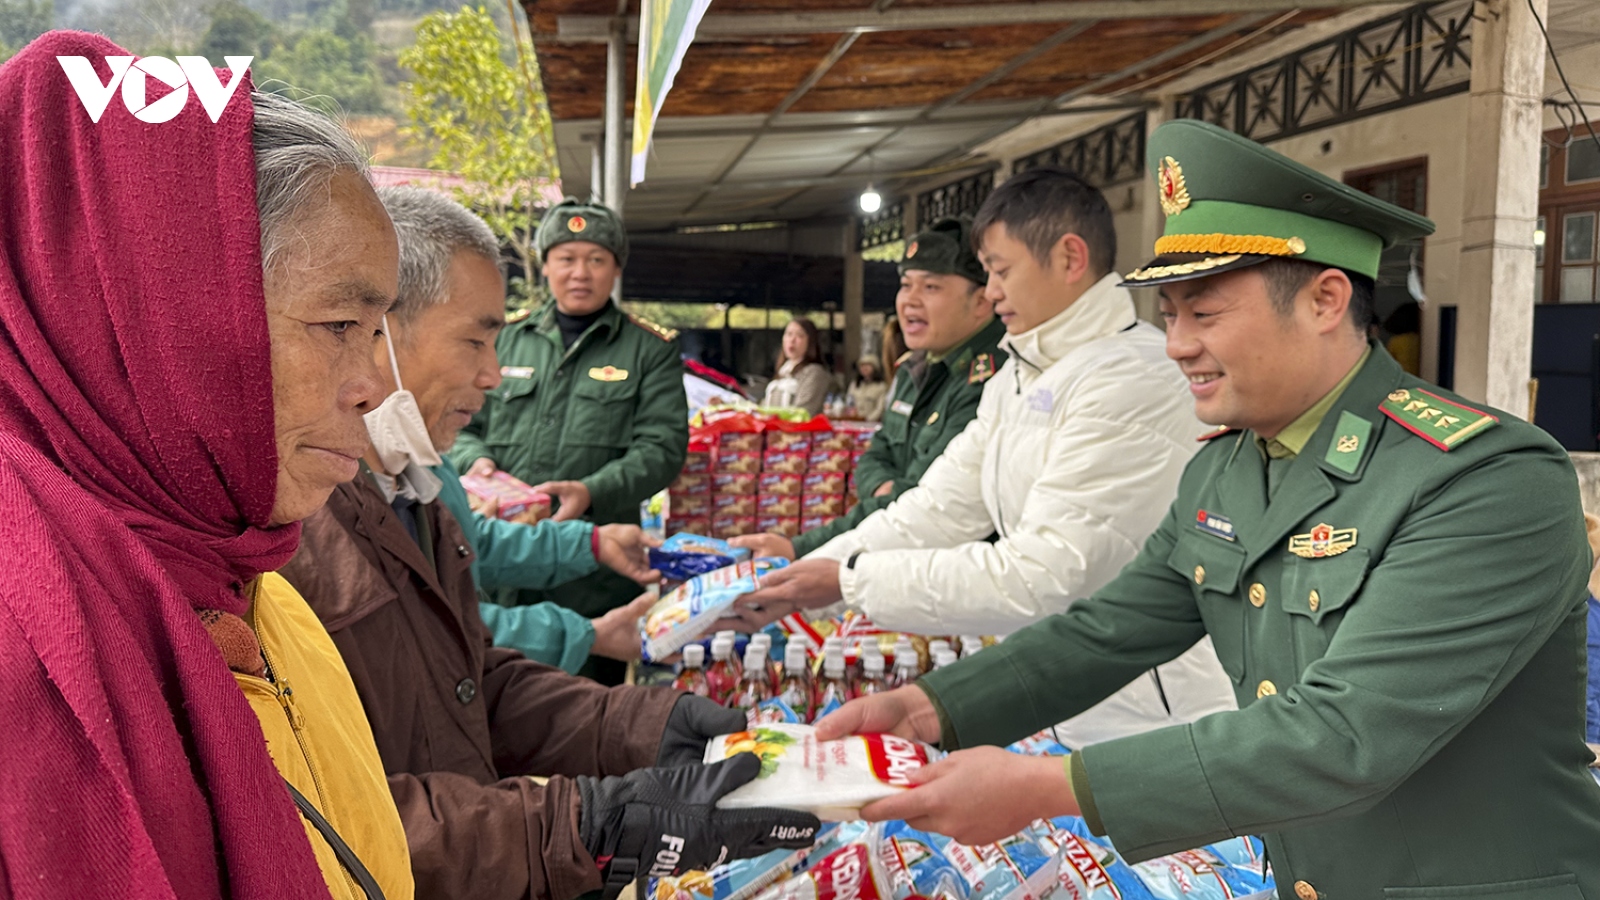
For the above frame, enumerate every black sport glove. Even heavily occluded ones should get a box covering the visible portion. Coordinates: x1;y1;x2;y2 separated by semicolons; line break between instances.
577;753;823;900
657;694;748;767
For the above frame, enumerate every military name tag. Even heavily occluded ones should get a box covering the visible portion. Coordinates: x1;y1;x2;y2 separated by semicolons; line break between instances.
589;365;629;382
890;400;914;418
1288;523;1357;558
501;365;534;379
1195;508;1236;542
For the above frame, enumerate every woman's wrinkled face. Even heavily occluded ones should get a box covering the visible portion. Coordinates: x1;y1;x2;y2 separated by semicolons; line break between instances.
264;170;398;526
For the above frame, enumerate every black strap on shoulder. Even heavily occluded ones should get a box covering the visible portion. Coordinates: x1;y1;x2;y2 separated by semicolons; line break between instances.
283;777;387;900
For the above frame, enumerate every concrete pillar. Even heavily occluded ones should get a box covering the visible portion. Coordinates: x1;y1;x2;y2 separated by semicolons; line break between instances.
1131;97;1176;326
843;218;865;370
1451;0;1547;417
603;19;626;215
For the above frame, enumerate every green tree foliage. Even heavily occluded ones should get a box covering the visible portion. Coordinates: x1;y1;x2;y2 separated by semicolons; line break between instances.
0;0;52;59
400;5;559;300
256;27;386;114
199;1;276;59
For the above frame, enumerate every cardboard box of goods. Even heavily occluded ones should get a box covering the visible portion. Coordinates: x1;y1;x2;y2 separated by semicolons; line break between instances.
460;472;551;524
758;516;802;537
670;470;712;493
667;516;710;536
801;493;846;517
712;472;759;495
812;430;855;452
715;450;762;474
681;451;712;475
713;493;758;516
711;515;759;538
802;471;846;495
762;449;809;474
808;449;852;473
764;431;813;452
757;493;801;516
801;514;835;531
669;491;712;518
759;472;804;495
717;432;764;453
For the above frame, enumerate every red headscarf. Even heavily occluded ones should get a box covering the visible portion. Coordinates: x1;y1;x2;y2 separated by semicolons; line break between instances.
0;32;336;898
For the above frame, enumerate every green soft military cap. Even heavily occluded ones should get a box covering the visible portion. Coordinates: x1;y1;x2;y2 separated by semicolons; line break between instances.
536;197;629;267
901;216;986;286
1122;119;1435;287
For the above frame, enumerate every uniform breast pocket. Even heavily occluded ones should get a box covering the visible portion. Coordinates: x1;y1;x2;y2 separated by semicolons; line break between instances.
563;375;639;448
485;376;537;446
1384;873;1582;899
1279;547;1369;670
1168;534;1247;682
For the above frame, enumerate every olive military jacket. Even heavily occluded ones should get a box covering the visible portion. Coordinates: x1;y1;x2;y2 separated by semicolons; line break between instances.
793;317;1006;557
450;300;688;618
921;347;1600;897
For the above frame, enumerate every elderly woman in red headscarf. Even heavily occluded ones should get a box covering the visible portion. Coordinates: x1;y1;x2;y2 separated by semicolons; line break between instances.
0;33;412;899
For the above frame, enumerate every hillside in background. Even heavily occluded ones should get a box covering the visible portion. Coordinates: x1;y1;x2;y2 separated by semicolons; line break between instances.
0;0;526;167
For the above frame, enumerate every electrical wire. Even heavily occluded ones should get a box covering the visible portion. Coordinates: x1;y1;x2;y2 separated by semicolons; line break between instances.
1529;0;1600;155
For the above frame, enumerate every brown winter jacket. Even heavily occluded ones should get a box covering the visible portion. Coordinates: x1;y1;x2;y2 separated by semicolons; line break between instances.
280;474;679;900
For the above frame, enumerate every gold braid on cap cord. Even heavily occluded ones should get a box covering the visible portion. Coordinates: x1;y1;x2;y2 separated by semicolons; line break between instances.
1153;233;1307;258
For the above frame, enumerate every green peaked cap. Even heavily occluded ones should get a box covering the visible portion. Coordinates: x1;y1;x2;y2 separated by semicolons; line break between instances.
536;197;629;267
901;216;986;286
1123;119;1435;286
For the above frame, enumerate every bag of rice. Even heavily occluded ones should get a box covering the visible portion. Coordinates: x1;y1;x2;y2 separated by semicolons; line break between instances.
749;841;888;900
1041;817;1271;900
641;558;787;662
703;724;941;820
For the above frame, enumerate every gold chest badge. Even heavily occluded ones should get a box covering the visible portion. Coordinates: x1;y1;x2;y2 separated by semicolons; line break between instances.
589;365;629;382
1288;523;1357;559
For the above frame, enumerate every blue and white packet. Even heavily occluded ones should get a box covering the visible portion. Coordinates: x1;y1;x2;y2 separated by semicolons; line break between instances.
641;557;788;662
651;534;752;582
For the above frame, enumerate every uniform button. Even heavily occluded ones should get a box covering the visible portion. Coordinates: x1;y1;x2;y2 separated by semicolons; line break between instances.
456;544;470;558
1308;589;1321;613
1193;565;1206;585
1256;680;1277;699
455;678;477;705
1248;583;1266;607
1293;881;1317;900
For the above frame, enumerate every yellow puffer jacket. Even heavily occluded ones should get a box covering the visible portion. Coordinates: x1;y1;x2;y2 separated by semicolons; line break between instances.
237;573;414;900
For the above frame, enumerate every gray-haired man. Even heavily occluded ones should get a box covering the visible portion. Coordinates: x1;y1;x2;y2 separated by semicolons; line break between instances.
281;188;818;900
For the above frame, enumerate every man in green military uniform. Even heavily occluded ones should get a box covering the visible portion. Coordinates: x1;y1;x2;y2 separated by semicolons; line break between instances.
734;216;1005;561
451;198;688;683
819;119;1600;897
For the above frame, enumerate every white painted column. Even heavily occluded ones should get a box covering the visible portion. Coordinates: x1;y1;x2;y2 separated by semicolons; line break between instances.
1132;98;1175;326
1452;0;1547;417
604;18;627;301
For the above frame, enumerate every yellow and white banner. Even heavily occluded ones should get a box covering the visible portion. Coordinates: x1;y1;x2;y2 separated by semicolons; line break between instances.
631;0;714;186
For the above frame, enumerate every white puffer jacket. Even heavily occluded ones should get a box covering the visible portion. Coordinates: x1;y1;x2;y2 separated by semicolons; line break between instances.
809;273;1236;747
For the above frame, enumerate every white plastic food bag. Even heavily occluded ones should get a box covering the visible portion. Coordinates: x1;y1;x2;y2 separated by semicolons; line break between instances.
704;723;941;821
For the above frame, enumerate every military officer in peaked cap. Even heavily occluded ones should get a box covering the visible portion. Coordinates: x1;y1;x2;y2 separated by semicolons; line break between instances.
817;119;1600;896
734;216;1007;561
451;198;688;684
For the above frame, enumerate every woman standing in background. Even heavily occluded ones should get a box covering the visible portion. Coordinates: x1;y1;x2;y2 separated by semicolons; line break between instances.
847;356;888;421
763;317;829;415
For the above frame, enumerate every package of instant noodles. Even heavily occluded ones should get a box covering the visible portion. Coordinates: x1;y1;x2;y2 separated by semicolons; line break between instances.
640;558;785;662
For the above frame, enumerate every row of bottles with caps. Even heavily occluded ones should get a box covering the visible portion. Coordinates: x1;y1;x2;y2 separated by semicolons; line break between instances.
672;632;986;725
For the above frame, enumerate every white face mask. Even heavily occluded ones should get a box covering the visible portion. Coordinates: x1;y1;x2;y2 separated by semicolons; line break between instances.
364;316;444;480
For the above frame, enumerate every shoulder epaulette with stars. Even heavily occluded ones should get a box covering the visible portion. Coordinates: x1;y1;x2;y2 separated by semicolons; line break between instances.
505;307;532;324
1379;387;1498;451
968;353;997;385
1196;426;1237;442
627;312;678;342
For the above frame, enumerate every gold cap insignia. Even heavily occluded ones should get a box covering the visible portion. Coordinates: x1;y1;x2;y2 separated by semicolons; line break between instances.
589;365;629;382
568;215;588;233
906;240;919;259
1288;523;1357;559
1158;156;1191;217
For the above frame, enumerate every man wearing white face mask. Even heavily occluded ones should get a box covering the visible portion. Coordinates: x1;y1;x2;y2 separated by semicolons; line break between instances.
279;189;820;900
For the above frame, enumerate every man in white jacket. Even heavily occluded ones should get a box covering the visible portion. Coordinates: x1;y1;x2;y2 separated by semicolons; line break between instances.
733;168;1235;746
